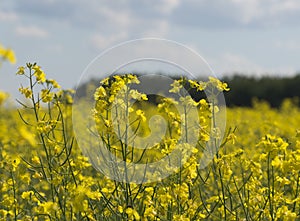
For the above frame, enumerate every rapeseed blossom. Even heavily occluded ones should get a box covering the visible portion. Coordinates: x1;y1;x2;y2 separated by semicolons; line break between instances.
32;65;46;83
0;91;8;105
0;43;16;64
1;64;300;220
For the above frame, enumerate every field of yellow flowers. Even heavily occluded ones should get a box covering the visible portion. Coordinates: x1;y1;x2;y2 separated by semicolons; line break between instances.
1;46;300;220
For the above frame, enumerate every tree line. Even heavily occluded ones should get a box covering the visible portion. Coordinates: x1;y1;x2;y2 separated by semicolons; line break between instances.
222;74;300;107
75;73;300;108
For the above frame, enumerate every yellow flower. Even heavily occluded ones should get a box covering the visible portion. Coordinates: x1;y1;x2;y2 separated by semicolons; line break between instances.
172;214;190;221
20;173;31;185
275;176;291;185
100;77;109;85
227;133;237;144
0;44;16;64
198;99;209;110
271;156;283;169
169;80;182;93
136;109;146;122
188;79;199;89
140;93;148;100
125;207;140;221
38;201;58;214
33;65;46;83
32;156;40;164
276;205;297;220
37;120;56;134
144;206;157;219
101;187;110;193
200;131;210;142
65;93;73;104
41;89;53;102
46;79;60;88
126;74;140;84
197;81;207;91
19;87;32;98
16;66;26;75
173;182;189;202
4;48;16;64
0;209;10;218
179;96;198;106
94;86;107;100
21;191;34;200
104;119;112;128
12;157;21;170
86;189;102;201
207;76;230;92
129;89;148;101
118;205;123;213
0;91;8;106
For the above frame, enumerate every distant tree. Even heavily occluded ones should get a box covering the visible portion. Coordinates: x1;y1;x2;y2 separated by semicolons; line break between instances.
74;73;300;108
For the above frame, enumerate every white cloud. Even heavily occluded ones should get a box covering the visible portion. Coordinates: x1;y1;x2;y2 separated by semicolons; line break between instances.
12;0;300;31
0;11;18;22
269;0;300;15
96;6;132;30
229;0;263;24
172;0;300;28
90;32;128;50
15;25;49;38
210;53;265;76
210;52;297;76
138;19;170;37
154;0;180;14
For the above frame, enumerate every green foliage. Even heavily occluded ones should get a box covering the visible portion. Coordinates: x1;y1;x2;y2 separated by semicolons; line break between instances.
223;74;300;107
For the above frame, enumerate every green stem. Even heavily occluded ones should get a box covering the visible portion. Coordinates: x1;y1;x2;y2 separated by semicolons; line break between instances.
10;170;18;221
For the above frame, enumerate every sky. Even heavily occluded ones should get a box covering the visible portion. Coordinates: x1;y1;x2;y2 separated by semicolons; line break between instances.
1;0;300;97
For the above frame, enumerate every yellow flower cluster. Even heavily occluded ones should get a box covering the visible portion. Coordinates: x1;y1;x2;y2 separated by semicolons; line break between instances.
0;43;16;65
0;91;8;106
188;76;229;92
1;66;300;220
